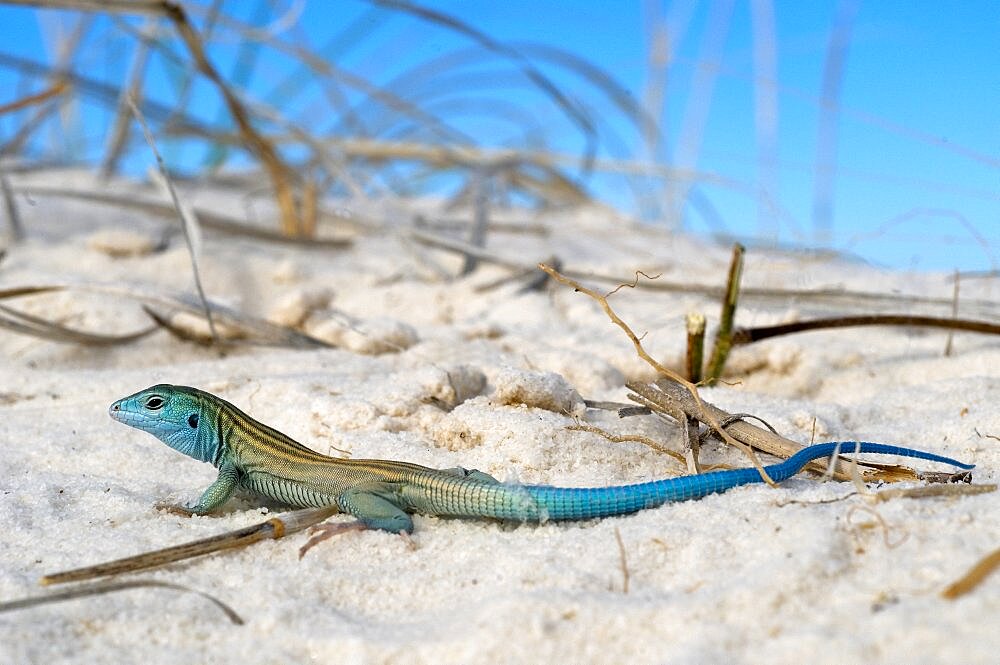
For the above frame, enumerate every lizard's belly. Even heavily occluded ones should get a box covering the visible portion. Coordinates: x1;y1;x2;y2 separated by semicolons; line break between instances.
242;471;339;509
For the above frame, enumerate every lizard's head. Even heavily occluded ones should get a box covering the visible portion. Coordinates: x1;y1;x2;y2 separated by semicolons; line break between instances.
110;384;217;463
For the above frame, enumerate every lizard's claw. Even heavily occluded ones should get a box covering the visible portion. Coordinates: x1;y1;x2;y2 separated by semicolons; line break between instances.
298;521;367;558
154;502;196;517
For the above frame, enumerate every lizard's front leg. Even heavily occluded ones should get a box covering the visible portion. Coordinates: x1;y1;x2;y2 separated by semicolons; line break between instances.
156;462;240;517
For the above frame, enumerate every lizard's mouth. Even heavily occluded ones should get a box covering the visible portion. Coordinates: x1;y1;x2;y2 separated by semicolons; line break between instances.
108;400;139;425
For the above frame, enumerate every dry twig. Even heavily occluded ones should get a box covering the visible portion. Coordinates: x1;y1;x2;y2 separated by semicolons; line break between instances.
538;262;775;484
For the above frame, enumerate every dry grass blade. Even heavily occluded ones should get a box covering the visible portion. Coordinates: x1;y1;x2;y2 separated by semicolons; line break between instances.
515;42;658;143
371;0;598;168
2;0;167;12
4;2;303;237
100;20;156;178
0;285;65;299
409;227;527;272
0;50;217;143
128;95;217;342
460;170;490;275
750;0;779;237
160;2;302;237
812;0;859;241
11;185;353;248
139;301;327;349
667;0;734;224
0;579;243;625
0;80;68;116
0;165;22;241
941;546;1000;600
0;282;328;349
0;302;156;345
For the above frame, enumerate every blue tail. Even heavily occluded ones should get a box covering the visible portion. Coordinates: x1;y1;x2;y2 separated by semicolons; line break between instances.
512;441;973;522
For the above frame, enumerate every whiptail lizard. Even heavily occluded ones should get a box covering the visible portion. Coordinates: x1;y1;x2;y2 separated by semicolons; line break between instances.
110;384;973;550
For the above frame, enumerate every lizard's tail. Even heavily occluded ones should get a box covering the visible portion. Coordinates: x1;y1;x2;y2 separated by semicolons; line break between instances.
501;442;973;522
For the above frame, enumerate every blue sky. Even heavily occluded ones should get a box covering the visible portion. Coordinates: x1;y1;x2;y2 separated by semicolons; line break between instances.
1;1;997;271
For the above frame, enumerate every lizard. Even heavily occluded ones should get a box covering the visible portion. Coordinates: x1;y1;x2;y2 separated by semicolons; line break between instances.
109;384;974;551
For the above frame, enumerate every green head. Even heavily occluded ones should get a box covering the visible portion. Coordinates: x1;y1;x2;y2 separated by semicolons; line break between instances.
110;384;221;465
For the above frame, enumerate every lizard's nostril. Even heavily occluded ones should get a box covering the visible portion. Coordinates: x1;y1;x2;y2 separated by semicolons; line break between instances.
112;404;119;411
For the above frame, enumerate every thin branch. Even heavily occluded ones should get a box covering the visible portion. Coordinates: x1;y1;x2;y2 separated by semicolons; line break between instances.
566;423;687;467
647;378;911;482
538;263;775;484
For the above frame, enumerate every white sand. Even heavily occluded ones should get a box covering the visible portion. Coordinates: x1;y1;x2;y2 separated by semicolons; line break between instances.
1;177;997;664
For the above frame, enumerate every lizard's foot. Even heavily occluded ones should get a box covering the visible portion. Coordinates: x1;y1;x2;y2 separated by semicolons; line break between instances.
154;502;196;517
298;521;367;558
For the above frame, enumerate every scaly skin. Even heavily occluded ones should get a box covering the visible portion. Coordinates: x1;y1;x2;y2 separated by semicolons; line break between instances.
110;384;974;535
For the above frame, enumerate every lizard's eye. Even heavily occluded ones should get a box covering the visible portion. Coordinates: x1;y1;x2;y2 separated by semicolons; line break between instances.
145;396;165;410
187;413;199;428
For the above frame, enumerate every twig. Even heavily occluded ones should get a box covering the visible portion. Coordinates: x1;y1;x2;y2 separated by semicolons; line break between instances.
0;579;243;625
846;504;907;549
706;243;744;382
941;546;1000;600
565;423;687;467
41;506;339;586
538;263;775;484
648;377;904;481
